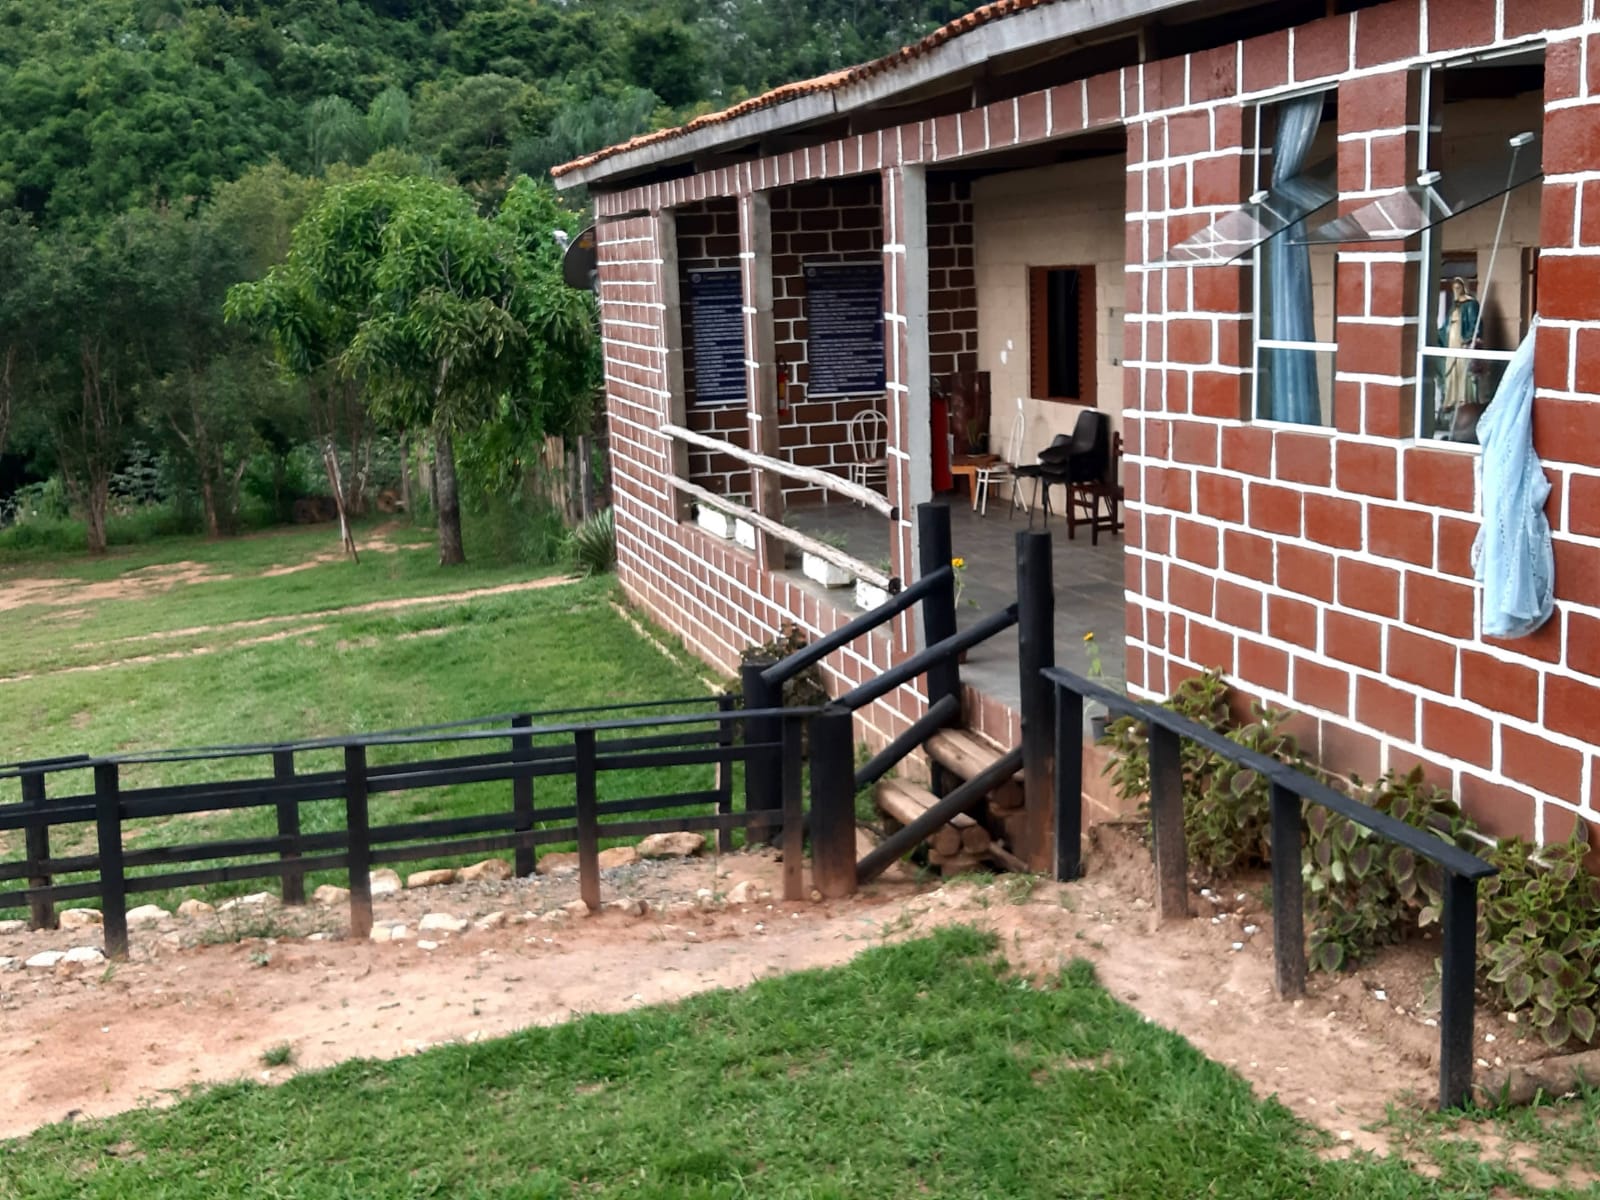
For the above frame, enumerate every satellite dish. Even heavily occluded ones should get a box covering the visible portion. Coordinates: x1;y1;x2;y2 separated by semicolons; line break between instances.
562;225;598;291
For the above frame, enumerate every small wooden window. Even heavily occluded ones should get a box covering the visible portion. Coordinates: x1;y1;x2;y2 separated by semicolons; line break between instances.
1028;265;1097;404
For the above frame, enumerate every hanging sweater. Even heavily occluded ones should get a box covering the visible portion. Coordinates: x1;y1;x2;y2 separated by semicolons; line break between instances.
1472;320;1554;639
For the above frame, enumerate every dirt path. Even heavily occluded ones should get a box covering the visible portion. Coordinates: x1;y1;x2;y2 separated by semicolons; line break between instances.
0;836;1538;1150
0;578;576;684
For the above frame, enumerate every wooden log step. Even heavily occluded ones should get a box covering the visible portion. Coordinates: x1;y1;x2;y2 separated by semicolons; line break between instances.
926;729;1023;809
873;778;988;858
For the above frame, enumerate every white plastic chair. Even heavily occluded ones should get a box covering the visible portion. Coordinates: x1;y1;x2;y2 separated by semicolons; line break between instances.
847;408;888;501
973;399;1025;517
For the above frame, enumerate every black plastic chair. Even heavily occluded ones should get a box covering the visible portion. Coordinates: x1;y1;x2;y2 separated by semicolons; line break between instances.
1010;433;1069;521
1023;411;1109;530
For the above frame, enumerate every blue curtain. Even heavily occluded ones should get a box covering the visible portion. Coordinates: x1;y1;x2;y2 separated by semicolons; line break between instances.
1261;94;1323;424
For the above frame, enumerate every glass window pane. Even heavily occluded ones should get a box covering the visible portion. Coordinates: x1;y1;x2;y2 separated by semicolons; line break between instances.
1257;346;1335;425
1419;352;1510;443
1166;159;1337;265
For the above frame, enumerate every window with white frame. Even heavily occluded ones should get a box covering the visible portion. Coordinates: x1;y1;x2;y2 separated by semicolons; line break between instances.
1413;50;1544;444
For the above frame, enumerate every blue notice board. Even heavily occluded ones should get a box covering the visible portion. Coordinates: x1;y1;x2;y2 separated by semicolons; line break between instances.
687;269;746;405
804;262;886;396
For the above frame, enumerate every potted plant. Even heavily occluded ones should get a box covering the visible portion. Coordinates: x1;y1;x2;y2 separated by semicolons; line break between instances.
733;514;758;550
695;502;734;540
854;560;892;611
802;529;854;588
1083;631;1111;740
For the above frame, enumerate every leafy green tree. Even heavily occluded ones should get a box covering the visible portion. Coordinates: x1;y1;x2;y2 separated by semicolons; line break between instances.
413;74;550;192
0;211;41;459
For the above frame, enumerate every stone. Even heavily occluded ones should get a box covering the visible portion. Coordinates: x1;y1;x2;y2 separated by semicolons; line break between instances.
695;888;723;912
418;913;469;934
536;852;579;875
369;869;403;896
0;957;19;972
0;919;26;935
389;924;409;941
665;900;699;919
62;946;105;967
59;908;103;930
406;869;457;889
125;904;171;927
176;899;214;918
540;909;570;925
417;940;440;951
218;892;278;912
637;832;705;859
25;951;64;970
603;898;645;917
561;899;592;919
597;846;641;870
313;885;350;906
475;911;509;931
459;859;512;883
727;880;765;905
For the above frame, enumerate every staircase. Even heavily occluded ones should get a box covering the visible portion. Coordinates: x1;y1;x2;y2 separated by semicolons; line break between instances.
870;726;1027;877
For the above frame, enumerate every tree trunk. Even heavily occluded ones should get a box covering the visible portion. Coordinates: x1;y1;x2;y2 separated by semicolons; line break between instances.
84;477;110;555
434;426;465;566
200;476;221;539
399;432;413;520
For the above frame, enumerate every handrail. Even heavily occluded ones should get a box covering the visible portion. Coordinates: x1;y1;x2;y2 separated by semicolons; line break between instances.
835;605;1017;712
1043;669;1494;879
668;476;893;589
1043;663;1495;1112
662;421;894;516
761;566;952;687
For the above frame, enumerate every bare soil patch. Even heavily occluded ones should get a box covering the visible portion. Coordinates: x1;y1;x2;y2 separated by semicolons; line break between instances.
0;831;1555;1152
0;564;232;615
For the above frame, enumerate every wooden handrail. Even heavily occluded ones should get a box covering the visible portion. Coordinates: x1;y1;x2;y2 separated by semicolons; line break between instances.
661;421;895;517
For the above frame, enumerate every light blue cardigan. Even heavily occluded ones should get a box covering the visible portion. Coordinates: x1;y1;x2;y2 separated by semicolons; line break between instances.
1472;321;1555;639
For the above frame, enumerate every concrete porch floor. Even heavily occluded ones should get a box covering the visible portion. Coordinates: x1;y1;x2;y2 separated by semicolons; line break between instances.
785;494;1127;713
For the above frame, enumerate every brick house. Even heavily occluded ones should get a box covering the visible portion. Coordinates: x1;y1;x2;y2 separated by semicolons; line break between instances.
554;0;1600;844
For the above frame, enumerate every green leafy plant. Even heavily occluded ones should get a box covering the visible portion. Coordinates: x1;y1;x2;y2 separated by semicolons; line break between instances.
740;623;827;709
567;506;615;577
1479;832;1600;1047
1303;767;1468;973
1101;671;1305;876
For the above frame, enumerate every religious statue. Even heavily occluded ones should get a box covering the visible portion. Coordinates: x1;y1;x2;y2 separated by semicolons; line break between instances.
1437;276;1482;412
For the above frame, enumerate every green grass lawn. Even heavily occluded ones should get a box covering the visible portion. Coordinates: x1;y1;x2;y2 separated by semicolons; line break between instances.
0;522;729;911
0;927;1577;1199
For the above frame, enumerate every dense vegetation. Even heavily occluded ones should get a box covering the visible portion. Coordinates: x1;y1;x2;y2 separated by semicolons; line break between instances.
0;0;972;559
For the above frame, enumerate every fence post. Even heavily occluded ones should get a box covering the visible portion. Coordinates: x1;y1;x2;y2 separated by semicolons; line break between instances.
741;660;781;845
1269;782;1307;998
714;694;736;855
809;705;857;898
1017;529;1056;874
20;771;55;931
780;715;805;903
1052;681;1083;881
574;728;601;912
273;750;304;906
94;762;128;960
511;714;536;877
343;744;373;940
1147;725;1190;922
917;502;960;718
1438;872;1480;1110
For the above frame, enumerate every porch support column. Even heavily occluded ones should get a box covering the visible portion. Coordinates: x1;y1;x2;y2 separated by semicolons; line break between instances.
739;190;785;570
882;164;931;649
658;209;692;522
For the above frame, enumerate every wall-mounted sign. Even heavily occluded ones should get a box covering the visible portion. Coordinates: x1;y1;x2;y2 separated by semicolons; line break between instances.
687;268;746;405
804;262;886;397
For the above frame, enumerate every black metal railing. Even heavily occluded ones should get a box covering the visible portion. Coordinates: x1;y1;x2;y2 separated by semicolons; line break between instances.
0;697;813;958
1043;666;1498;1111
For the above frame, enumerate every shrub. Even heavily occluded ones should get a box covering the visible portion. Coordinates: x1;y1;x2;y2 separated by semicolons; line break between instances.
566;506;615;577
1102;670;1307;877
1302;767;1469;972
1479;832;1600;1047
462;488;567;567
740;623;827;709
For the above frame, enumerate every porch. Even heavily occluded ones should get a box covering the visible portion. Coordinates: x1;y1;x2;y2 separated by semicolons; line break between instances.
785;499;1126;711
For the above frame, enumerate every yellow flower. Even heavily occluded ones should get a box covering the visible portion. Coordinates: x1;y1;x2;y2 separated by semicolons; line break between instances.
951;557;966;569
1083;632;1096;643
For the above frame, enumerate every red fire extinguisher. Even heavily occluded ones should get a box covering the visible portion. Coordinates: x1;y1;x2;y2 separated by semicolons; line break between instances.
776;361;791;417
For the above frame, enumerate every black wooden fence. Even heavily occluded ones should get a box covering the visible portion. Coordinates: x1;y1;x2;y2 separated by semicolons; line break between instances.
1044;665;1499;1111
0;698;811;958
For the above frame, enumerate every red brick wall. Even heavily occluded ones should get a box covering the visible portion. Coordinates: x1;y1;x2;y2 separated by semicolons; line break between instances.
592;0;1599;840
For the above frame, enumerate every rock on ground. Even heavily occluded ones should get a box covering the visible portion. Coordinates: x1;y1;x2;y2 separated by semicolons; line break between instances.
369;870;403;896
218;892;278;912
176;899;214;918
406;869;457;889
58;909;102;930
25;951;64;970
597;846;640;869
726;880;771;905
637;832;705;859
602;898;646;917
561;899;592;919
0;919;27;935
536;852;578;875
125;905;171;928
418;913;469;934
459;859;512;883
312;885;349;906
62;947;105;966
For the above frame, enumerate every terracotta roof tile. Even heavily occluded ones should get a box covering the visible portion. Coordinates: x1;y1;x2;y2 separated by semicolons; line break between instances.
552;0;1067;179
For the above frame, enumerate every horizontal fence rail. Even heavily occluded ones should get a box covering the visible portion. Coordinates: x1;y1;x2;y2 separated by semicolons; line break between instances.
1042;665;1497;1112
661;421;896;517
0;699;817;958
